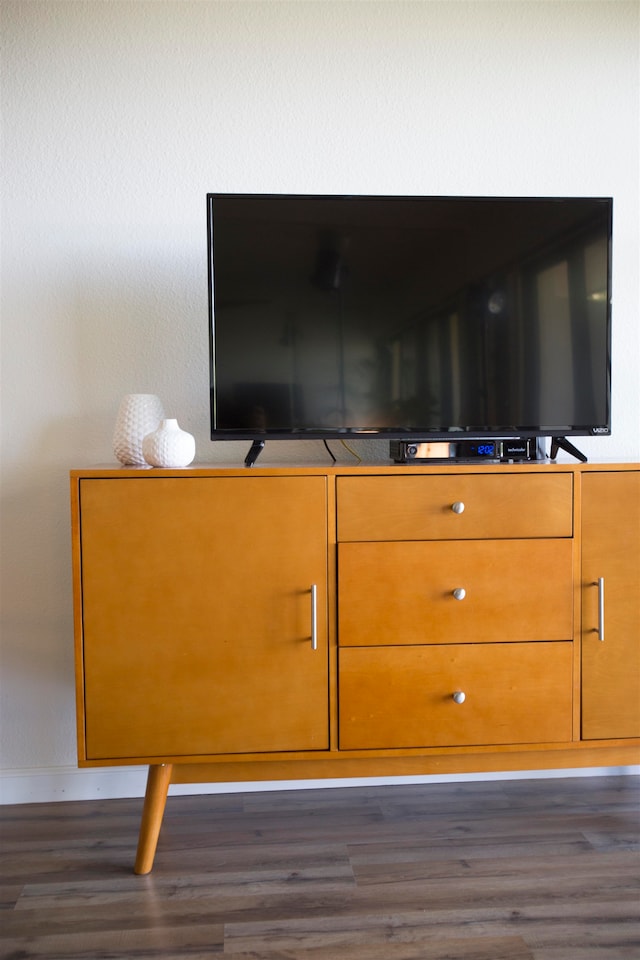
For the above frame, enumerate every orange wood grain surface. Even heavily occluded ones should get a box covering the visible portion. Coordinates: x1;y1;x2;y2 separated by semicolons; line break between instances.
69;464;639;771
581;470;640;739
69;464;640;875
337;472;573;542
78;476;329;760
339;641;573;750
338;538;573;646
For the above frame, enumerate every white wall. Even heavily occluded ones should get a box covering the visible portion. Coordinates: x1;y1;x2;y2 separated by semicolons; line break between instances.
1;0;638;803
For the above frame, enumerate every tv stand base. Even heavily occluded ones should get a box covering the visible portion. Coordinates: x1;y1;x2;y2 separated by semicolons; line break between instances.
551;437;588;463
244;439;265;467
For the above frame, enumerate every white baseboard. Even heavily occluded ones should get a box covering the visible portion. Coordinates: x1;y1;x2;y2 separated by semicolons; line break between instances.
0;765;149;804
1;764;638;806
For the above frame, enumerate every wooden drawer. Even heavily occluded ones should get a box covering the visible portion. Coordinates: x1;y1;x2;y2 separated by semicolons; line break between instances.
339;642;573;749
338;539;574;645
337;472;573;541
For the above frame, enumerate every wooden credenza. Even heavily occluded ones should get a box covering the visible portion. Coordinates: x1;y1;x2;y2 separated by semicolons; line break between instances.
70;462;640;872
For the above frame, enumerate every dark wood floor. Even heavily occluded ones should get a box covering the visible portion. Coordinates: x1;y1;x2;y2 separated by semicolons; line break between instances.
1;774;638;959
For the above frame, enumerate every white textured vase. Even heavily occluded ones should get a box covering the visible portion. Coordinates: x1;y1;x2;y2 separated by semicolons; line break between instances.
142;418;196;468
113;394;165;466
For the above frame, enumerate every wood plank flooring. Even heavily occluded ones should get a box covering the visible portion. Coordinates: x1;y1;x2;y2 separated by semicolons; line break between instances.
1;775;638;959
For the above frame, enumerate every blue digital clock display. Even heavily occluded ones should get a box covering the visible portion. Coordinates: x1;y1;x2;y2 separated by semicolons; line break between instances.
475;443;496;457
453;440;502;459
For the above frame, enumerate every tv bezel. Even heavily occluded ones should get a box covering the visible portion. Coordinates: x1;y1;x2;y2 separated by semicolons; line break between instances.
207;192;612;445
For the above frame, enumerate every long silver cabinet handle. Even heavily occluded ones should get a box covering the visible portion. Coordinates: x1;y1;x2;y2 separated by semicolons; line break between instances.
310;583;318;650
597;577;605;642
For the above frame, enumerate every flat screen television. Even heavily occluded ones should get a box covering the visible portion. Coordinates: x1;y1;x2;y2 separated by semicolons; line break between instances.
207;194;612;463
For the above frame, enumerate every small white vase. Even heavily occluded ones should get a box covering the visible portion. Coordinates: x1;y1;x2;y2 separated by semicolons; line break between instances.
113;394;165;466
142;418;196;468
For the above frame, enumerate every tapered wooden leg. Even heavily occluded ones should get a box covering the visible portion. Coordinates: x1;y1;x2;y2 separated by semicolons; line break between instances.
134;763;173;875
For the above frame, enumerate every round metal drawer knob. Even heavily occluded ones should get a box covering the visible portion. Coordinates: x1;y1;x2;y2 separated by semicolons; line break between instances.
452;691;466;704
451;501;465;514
452;587;466;601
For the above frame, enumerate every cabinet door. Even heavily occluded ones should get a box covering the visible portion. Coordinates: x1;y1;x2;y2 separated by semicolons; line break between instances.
79;476;329;760
582;471;640;739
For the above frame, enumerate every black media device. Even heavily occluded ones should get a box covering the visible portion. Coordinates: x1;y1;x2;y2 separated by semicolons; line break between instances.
207;194;612;466
390;438;542;463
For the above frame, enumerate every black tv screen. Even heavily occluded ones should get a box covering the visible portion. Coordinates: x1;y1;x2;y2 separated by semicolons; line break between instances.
208;194;612;444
